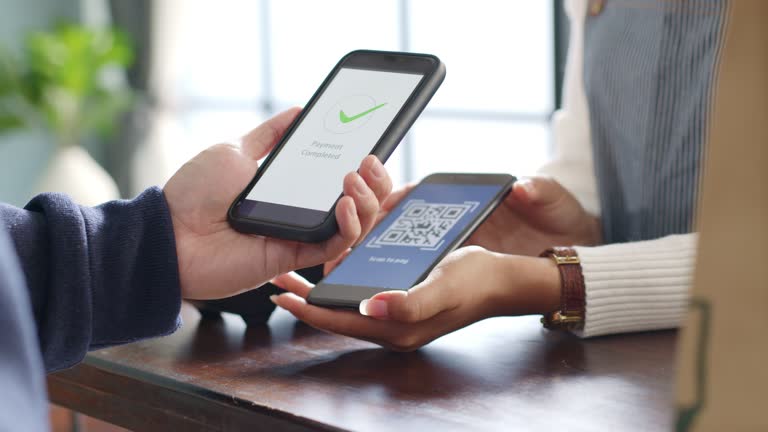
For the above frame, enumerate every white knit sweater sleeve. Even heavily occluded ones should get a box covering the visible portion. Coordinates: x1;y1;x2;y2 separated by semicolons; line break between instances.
573;234;696;337
540;0;696;337
538;0;600;216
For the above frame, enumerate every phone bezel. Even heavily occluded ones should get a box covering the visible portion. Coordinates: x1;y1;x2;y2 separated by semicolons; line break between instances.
228;50;444;241
307;173;517;309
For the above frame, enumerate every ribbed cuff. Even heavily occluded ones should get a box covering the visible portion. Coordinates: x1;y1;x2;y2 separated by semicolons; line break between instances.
86;186;182;347
572;234;697;337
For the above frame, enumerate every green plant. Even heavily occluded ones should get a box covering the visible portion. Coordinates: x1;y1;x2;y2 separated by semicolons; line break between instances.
0;23;134;148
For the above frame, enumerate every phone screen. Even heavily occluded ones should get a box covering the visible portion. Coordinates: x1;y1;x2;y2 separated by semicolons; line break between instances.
241;67;424;225
322;183;504;290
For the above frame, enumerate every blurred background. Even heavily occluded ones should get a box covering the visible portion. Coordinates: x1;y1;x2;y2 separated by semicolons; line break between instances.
0;0;566;430
0;0;567;207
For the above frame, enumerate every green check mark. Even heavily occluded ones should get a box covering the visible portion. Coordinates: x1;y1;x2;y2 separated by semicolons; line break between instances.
339;102;387;123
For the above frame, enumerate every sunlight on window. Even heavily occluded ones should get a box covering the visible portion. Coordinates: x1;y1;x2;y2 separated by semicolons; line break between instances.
270;0;401;105
409;0;553;113
410;118;550;179
145;0;553;190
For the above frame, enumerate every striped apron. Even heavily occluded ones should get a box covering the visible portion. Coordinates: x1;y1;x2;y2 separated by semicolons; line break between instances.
583;0;729;243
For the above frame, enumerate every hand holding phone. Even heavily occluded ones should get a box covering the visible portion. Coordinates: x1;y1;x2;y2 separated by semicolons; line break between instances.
307;173;516;308
163;109;393;301
267;173;567;351
272;242;561;351
229;50;445;242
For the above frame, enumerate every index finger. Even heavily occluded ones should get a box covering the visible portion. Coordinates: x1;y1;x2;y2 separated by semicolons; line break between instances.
271;272;314;298
381;183;416;213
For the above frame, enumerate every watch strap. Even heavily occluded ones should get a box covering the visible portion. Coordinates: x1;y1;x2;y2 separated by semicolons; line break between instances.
540;247;586;330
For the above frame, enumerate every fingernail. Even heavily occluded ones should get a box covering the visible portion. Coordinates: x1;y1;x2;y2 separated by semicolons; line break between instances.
370;158;385;179
354;173;368;196
360;299;389;318
517;178;535;196
269;295;279;305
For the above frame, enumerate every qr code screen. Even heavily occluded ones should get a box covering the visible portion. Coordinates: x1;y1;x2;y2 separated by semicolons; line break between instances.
366;200;479;251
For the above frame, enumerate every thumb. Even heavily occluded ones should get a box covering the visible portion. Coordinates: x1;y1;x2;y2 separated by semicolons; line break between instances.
511;177;569;207
239;107;301;160
360;280;455;323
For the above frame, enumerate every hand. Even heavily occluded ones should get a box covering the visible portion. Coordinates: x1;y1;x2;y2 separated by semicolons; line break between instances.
164;108;393;300
272;247;560;351
322;183;415;274
466;177;602;256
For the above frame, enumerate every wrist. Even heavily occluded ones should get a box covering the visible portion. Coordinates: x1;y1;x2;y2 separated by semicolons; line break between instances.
539;247;586;330
485;253;561;317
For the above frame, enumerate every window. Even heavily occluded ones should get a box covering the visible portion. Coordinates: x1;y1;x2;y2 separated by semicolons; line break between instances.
145;0;554;189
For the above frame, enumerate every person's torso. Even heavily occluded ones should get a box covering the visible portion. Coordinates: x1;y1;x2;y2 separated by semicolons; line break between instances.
0;225;49;431
583;0;729;243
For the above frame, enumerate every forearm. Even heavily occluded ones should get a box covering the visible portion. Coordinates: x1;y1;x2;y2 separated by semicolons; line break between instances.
486;233;695;338
1;187;182;372
574;234;696;337
486;252;561;317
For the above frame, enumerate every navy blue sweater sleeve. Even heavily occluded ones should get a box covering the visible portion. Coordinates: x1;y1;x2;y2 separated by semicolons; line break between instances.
1;187;181;372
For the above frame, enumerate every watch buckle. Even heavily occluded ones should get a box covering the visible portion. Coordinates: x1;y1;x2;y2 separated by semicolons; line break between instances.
542;311;585;330
553;255;580;265
551;311;583;324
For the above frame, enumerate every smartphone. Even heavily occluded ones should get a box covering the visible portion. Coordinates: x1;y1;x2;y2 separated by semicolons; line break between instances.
228;50;446;242
307;173;516;308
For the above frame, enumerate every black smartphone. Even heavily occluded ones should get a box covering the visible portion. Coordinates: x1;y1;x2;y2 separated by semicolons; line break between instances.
307;173;516;308
228;50;446;242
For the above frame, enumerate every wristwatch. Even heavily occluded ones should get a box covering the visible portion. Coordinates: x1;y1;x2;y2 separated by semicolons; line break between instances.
539;247;586;330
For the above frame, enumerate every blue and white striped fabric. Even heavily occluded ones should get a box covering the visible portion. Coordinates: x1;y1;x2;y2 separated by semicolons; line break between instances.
583;0;729;243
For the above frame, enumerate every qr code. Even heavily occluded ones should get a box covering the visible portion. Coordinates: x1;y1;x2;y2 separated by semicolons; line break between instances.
366;200;479;251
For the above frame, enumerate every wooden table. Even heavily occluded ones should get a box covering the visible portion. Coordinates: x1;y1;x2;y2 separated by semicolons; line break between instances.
49;303;677;431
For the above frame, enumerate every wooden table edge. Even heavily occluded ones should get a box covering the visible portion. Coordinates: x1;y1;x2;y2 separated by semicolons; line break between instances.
48;355;347;432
